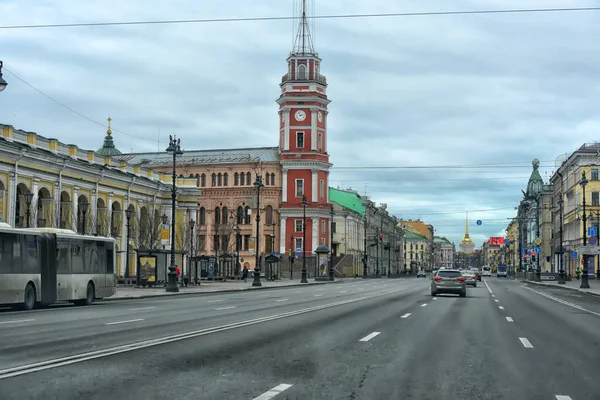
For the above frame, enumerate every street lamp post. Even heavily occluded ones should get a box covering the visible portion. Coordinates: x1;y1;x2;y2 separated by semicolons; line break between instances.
558;197;565;284
234;222;241;277
189;218;195;286
24;190;34;228
80;199;89;235
125;207;133;278
580;171;590;289
535;202;541;282
252;175;264;287
301;195;308;283
0;61;7;92
362;215;368;278
166;135;183;293
329;204;335;281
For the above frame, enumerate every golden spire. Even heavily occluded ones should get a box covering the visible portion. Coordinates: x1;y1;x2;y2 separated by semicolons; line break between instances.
106;117;112;136
462;211;472;242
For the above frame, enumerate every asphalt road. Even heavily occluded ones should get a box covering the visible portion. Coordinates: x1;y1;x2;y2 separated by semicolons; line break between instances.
0;276;599;399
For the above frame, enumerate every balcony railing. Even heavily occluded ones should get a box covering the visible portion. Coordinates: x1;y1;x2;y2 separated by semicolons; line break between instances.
281;73;327;85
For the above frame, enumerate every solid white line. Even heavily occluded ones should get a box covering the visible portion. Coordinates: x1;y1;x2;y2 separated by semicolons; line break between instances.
253;384;294;400
128;307;156;311
506;317;514;322
421;303;428;307
359;332;381;342
314;294;323;297
494;299;499;303
0;288;405;380
401;313;411;318
524;286;600;317
555;395;572;400
492;294;495;298
484;280;493;294
105;319;144;326
215;306;236;311
499;306;504;310
208;299;225;303
276;299;289;302
519;337;534;348
0;319;35;325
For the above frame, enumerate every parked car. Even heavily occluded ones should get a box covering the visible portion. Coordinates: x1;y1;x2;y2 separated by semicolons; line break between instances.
462;271;477;287
431;269;467;297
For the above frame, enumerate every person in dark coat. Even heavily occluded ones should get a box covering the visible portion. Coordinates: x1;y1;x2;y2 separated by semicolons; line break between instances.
242;266;249;282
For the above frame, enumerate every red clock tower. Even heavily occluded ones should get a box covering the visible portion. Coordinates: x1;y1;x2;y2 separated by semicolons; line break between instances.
278;0;332;258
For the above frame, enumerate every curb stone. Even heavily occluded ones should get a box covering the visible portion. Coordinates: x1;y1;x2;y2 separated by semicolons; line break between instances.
524;279;600;299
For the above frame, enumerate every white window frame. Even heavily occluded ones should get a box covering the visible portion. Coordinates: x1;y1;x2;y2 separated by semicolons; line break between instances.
295;179;304;197
296;131;305;148
295;237;303;252
295;219;303;233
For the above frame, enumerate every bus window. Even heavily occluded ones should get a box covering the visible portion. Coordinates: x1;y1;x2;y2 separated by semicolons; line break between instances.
106;246;114;274
23;235;39;274
56;238;70;273
85;241;99;274
0;232;18;273
71;239;84;274
96;241;106;273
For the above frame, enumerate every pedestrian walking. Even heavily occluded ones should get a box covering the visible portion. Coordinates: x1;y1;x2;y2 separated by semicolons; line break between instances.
242;266;248;282
175;266;181;285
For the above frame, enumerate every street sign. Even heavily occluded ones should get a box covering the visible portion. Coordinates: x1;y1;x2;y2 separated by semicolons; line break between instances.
296;247;302;256
535;247;541;253
534;238;542;246
476;220;482;225
589;236;598;245
572;251;578;259
521;248;526;256
505;240;511;246
589;227;597;237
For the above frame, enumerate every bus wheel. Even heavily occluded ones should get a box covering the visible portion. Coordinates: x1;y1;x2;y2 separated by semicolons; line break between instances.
84;283;95;306
23;284;36;310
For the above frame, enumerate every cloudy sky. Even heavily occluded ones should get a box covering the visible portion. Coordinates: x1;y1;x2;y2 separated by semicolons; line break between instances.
1;0;599;246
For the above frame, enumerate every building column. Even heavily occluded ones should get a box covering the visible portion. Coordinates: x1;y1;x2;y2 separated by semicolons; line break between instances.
31;178;39;227
325;171;330;203
311;169;318;203
282;168;288;203
8;172;16;227
72;186;79;232
280;217;287;254
312;217;319;254
283;109;290;151
310;109;317;151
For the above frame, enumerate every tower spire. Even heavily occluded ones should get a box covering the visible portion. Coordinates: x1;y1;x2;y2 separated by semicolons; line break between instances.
293;0;315;54
465;211;470;238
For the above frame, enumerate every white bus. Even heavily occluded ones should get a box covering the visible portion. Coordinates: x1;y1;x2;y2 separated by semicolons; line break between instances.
0;225;116;310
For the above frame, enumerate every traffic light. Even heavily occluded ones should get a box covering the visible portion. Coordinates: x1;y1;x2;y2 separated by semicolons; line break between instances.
379;233;383;241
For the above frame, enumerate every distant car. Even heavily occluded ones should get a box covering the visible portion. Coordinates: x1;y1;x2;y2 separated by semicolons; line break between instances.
431;269;467;297
417;270;426;278
462;271;477;287
497;266;508;277
470;269;482;281
482;267;492;277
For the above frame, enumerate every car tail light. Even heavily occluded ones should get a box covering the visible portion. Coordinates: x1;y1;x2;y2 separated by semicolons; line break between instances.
457;277;465;282
434;276;443;281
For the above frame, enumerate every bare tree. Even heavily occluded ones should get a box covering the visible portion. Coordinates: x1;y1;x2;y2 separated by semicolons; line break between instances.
96;207;110;237
212;215;236;256
136;201;165;250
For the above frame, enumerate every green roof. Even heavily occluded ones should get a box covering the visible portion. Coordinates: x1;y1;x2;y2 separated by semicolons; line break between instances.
329;187;365;216
433;236;452;244
404;230;428;241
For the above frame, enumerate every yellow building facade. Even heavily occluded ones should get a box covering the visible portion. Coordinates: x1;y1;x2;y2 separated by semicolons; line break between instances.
0;123;200;278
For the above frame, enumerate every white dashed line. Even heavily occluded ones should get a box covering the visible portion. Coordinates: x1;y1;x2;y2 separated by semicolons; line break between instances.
128;307;156;311
421;303;428;307
359;332;381;342
276;299;289;302
208;299;225;303
314;294;323;297
499;306;504;310
401;313;411;318
492;294;495;298
253;383;294;400
555;396;572;400
339;290;347;293
519;337;534;348
433;297;438;300
494;299;499;303
506;316;514;322
484;280;493;294
0;319;35;325
215;306;236;311
105;319;144;326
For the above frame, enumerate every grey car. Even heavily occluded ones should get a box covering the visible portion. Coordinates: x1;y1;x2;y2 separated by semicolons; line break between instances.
431;269;467;297
462;270;477;287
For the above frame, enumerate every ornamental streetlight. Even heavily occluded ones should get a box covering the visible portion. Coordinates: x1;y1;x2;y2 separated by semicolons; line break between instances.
329;204;335;281
189;218;195;286
580;171;590;289
0;61;7;92
252;175;264;287
166;135;183;293
80;199;90;235
24;190;34;228
301;195;308;283
125;207;134;278
558;197;565;284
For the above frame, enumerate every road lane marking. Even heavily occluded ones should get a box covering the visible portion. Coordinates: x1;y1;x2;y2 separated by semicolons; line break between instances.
555;396;572;400
484;280;493;294
494;299;499;303
208;299;225;303
421;303;428;307
401;313;411;318
524;286;600;317
105;319;144;326
433;297;438;300
128;307;155;311
215;306;236;311
314;294;323;297
359;332;381;342
519;337;534;348
492;294;495;298
339;291;347;293
506;317;514;322
499;306;504;310
253;383;294;400
0;319;35;325
276;299;289;302
0;288;408;380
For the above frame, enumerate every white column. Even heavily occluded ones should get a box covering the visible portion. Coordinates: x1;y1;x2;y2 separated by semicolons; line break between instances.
312;217;319;253
107;193;114;237
280;217;287;254
324;111;329;153
311;169;318;203
91;189;98;235
72;187;79;232
325;171;329;203
31;179;39;227
282;168;288;203
310;109;317;150
284;109;290;151
8;172;16;227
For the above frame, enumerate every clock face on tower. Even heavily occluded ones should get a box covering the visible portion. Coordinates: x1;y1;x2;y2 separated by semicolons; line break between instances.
294;110;307;122
318;111;323;123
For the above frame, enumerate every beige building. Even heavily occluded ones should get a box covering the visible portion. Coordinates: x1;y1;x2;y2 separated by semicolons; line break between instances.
0;122;200;278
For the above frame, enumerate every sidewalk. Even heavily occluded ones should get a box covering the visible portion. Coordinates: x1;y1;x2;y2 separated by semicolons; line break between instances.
523;278;600;298
106;278;355;301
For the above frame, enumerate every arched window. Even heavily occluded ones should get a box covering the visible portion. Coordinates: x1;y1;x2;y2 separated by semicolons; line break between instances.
178;174;184;178
217;173;222;187
201;174;206;187
265;205;273;225
297;64;307;79
199;207;206;225
211;173;216;187
244;206;251;224
214;207;221;225
234;172;239;186
246;172;251;186
223;173;228;187
270;173;275;185
222;207;229;223
195;174;200;186
265;174;270;185
236;206;244;224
